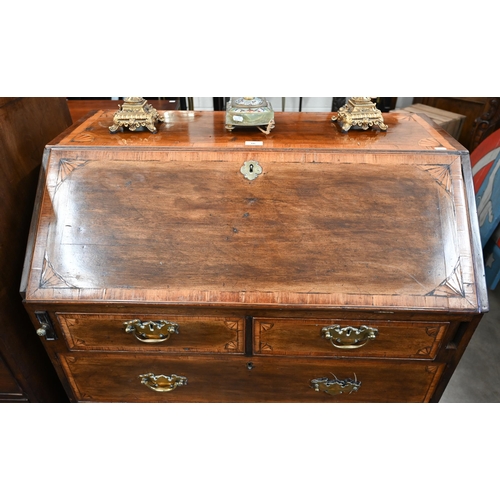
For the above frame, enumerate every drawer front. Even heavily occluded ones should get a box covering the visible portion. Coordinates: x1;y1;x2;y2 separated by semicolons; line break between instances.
254;318;449;359
59;353;444;403
57;314;244;353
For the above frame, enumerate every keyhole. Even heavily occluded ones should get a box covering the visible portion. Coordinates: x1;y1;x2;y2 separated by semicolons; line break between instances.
247;362;254;370
249;163;254;173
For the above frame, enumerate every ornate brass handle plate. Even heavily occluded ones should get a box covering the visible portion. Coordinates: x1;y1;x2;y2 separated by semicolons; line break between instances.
321;325;378;349
139;373;187;392
124;319;179;343
311;374;361;396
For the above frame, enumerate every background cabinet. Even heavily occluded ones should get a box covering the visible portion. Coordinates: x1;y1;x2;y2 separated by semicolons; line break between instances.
413;97;500;152
0;97;69;402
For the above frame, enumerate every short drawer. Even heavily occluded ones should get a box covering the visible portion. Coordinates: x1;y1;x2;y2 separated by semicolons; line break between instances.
254;318;449;359
59;353;444;403
57;313;244;353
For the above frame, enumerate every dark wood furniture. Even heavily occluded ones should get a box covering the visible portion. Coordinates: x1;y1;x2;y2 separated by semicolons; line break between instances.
0;97;71;402
413;97;500;152
66;99;180;124
21;110;488;402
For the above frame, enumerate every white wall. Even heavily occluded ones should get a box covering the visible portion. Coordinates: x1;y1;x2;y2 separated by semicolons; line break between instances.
267;97;337;112
192;97;215;110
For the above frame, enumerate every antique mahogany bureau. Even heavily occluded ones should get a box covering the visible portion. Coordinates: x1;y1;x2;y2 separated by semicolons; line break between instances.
21;109;488;402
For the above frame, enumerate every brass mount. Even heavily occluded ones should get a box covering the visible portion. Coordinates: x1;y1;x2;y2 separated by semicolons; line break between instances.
109;97;164;134
332;97;388;132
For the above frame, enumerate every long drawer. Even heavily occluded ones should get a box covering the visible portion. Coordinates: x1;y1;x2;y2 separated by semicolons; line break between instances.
59;353;444;403
254;318;449;359
56;313;244;353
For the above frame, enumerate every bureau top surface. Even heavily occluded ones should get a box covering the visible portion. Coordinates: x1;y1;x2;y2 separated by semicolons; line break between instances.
23;111;485;312
51;110;463;152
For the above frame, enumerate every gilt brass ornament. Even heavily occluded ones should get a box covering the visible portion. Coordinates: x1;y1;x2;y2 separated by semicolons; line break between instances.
109;97;164;134
332;97;388;132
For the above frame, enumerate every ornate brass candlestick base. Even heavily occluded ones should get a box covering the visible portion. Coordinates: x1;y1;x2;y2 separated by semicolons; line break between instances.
109;97;164;133
332;97;388;132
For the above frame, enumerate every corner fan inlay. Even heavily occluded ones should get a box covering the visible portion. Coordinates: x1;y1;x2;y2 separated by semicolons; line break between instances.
417;164;452;194
57;159;89;188
417;163;465;297
40;254;77;289
426;260;465;298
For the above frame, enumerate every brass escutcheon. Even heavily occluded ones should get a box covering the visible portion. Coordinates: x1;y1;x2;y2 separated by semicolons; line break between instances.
321;325;378;349
240;160;263;181
124;319;179;343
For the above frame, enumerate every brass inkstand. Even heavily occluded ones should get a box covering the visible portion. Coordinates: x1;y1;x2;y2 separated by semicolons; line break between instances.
109;97;164;133
332;97;388;132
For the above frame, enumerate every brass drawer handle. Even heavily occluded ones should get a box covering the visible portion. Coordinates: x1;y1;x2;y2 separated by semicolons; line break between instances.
321;325;378;349
139;373;187;392
311;374;361;396
124;319;179;343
